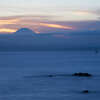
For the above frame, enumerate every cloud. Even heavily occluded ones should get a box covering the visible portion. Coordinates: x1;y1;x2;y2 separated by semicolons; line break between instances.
0;28;17;33
0;15;100;34
39;23;74;30
0;18;20;25
72;10;91;16
71;9;100;20
0;16;75;34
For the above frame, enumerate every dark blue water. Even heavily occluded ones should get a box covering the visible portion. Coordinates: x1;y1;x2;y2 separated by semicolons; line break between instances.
0;51;100;100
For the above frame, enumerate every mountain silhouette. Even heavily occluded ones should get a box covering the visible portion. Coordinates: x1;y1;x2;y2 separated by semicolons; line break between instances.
0;28;99;51
14;28;37;36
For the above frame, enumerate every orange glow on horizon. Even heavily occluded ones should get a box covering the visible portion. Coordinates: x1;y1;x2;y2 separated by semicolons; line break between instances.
0;28;17;33
40;23;74;30
34;30;40;34
0;19;20;25
0;17;74;33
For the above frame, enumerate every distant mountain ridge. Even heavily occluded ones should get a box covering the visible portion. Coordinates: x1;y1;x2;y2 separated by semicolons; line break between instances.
14;28;37;36
0;28;100;51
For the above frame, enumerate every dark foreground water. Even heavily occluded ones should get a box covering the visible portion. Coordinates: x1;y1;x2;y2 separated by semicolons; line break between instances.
0;51;100;100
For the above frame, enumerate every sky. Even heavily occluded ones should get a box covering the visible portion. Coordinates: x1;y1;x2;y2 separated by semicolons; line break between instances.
0;0;100;33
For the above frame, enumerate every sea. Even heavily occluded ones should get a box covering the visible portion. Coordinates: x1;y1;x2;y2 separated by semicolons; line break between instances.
0;51;100;100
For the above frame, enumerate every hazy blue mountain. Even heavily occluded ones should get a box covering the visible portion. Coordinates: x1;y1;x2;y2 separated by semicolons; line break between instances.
0;28;100;51
14;28;37;37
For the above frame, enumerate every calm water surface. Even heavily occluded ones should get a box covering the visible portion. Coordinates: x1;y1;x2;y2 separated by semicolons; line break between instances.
0;51;100;100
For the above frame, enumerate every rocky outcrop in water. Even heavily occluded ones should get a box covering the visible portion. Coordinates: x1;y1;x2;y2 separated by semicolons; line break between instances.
82;90;89;93
72;72;92;77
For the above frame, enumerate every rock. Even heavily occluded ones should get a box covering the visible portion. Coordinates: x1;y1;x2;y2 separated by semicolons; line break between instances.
72;72;92;77
47;75;54;77
82;90;89;93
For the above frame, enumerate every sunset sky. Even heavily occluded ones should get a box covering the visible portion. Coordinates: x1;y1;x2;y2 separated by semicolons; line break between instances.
0;0;100;33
